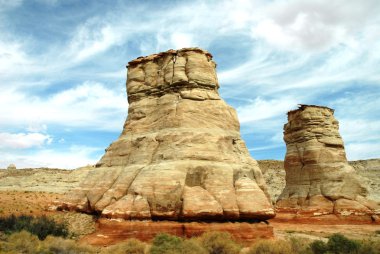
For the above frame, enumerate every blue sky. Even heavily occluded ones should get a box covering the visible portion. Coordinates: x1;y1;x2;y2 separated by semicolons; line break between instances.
0;0;379;168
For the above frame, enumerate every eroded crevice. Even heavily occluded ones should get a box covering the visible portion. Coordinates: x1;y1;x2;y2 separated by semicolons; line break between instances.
171;52;177;85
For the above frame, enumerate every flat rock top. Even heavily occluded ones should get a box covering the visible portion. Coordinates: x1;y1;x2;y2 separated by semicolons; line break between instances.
128;47;213;66
288;104;334;116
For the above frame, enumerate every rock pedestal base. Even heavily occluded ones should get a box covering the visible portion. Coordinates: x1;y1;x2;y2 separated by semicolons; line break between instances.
80;219;274;246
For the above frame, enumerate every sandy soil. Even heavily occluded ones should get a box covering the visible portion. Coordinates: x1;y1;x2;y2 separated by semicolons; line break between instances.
0;190;95;237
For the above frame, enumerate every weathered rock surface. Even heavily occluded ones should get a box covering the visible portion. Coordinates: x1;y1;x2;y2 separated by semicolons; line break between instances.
60;48;274;221
277;105;380;222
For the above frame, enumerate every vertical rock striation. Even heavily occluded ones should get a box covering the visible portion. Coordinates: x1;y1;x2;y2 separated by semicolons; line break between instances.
277;105;379;221
60;48;275;221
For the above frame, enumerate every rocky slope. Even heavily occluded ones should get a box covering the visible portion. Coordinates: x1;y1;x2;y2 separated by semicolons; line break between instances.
276;105;379;222
0;166;92;193
59;48;274;221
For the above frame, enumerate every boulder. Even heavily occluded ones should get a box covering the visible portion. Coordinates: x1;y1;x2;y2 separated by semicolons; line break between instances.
60;48;274;221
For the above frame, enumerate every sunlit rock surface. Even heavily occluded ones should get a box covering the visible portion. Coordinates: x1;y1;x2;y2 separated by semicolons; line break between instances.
60;48;274;221
277;105;380;222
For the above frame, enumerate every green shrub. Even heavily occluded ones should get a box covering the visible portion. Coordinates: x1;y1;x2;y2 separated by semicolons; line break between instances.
327;233;360;254
150;233;183;254
199;231;241;254
248;239;293;254
310;234;362;254
101;238;146;254
0;214;68;240
150;233;209;254
310;240;328;254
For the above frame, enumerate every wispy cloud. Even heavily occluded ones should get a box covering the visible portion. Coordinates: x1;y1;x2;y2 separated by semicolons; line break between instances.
0;82;127;131
0;145;100;169
0;132;52;149
0;0;379;168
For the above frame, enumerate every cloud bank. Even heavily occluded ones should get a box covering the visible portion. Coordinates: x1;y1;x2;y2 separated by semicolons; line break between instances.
0;0;379;168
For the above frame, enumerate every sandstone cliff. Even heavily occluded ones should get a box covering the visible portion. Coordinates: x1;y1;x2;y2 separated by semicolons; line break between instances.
276;105;379;221
60;48;274;221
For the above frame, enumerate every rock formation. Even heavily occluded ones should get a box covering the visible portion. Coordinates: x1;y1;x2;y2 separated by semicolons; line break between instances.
277;105;379;221
60;48;275;221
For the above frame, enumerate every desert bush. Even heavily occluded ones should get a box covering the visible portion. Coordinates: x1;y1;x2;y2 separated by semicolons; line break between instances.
0;214;68;240
0;231;95;254
358;238;380;254
248;239;293;254
289;237;313;254
1;230;41;253
40;235;96;254
198;231;241;254
181;238;208;254
150;233;184;254
101;238;146;254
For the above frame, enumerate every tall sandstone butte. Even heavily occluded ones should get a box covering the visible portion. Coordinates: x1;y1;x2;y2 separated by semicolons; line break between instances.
61;48;275;221
277;105;379;221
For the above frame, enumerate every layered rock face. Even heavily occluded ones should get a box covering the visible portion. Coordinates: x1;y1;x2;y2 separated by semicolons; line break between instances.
277;105;379;221
61;48;274;221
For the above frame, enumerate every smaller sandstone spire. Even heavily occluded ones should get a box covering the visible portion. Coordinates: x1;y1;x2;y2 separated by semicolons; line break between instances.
277;104;379;222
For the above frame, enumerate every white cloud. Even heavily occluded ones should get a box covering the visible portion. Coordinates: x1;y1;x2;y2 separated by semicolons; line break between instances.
0;0;379;166
69;24;124;62
0;132;52;149
27;123;48;133
170;33;194;49
237;97;297;123
345;142;380;161
0;145;100;169
0;40;32;76
252;0;380;52
340;119;380;144
0;82;128;131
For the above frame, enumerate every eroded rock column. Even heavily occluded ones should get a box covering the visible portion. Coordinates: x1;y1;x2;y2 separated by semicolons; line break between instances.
277;105;379;221
60;48;275;221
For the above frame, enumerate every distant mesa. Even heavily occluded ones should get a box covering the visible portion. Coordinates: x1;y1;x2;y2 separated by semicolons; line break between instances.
277;104;380;222
7;164;16;170
59;47;275;221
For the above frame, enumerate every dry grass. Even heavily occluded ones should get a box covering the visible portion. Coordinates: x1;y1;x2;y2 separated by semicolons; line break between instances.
100;238;146;254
